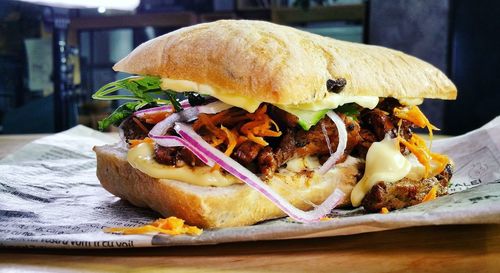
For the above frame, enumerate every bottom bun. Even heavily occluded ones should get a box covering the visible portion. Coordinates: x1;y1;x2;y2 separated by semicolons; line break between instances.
94;144;362;228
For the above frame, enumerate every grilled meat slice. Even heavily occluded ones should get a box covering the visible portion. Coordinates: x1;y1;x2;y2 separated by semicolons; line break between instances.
361;108;397;140
295;113;362;159
234;140;263;166
267;105;299;128
354;128;378;159
361;164;453;211
154;145;178;165
120;117;153;142
154;145;204;167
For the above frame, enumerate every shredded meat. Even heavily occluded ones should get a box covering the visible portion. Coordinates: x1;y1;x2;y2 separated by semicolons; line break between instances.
257;113;362;178
120;117;153;143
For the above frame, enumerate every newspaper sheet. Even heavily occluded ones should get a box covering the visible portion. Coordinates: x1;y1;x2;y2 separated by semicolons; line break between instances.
1;117;500;249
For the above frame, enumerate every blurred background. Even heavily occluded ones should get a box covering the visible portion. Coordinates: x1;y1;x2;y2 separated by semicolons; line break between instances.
0;0;498;135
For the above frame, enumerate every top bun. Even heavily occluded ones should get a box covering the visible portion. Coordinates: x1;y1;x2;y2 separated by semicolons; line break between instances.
113;20;457;105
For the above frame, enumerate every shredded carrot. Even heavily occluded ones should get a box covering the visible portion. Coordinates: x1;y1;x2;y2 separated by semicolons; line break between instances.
393;105;451;178
429;152;451;177
398;135;431;177
247;133;269;146
398;134;450;178
422;185;438;202
103;216;203;236
129;137;154;148
212;126;238;171
210;135;225;147
141;111;172;124
221;126;238;156
380;207;389;214
192;104;282;161
394;106;439;143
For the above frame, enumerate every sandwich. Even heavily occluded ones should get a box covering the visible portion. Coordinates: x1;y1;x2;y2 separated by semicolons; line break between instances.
92;20;457;228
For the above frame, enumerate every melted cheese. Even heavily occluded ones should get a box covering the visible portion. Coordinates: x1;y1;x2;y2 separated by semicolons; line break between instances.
351;136;412;207
399;98;424;106
127;143;241;187
160;78;261;112
284;156;321;172
160;78;380;112
279;94;379;111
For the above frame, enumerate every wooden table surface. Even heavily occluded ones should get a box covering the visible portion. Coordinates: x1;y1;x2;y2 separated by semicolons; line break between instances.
1;134;499;273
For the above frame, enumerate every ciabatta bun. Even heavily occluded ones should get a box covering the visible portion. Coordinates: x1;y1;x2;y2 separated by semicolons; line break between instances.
113;20;457;105
94;144;361;228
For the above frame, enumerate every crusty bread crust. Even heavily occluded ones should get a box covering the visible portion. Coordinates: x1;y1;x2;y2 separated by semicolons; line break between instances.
113;20;456;105
94;143;361;228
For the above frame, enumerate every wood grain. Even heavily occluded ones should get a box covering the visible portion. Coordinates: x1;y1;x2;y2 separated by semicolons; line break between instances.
1;135;499;272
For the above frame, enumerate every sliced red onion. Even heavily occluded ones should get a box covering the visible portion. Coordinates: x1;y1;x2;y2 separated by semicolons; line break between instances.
139;100;232;137
197;101;233;114
318;111;347;175
148;107;200;136
149;135;214;166
134;99;191;118
174;122;345;223
149;113;182;136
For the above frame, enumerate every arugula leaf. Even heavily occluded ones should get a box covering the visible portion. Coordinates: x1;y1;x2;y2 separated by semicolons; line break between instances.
166;90;182;112
92;76;183;130
92;76;164;102
97;102;139;131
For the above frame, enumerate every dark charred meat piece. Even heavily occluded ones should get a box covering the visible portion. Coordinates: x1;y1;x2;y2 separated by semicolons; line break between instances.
234;141;263;166
155;145;205;167
273;128;297;166
354;128;378;159
177;147;205;167
397;119;414;141
120;117;153;142
361;164;453;212
361;108;396;140
377;97;402;113
154;145;178;165
267;105;299;128
257;146;277;178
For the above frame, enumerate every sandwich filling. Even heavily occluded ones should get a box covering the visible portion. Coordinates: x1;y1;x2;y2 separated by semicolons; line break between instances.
93;76;453;214
94;77;451;217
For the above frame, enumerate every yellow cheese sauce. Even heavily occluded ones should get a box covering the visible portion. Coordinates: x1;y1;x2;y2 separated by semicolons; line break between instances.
350;136;412;207
278;94;379;111
127;142;241;187
160;78;261;113
160;77;423;113
160;78;383;112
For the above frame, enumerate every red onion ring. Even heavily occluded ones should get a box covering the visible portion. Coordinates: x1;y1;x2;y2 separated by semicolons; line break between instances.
318;111;347;175
133;99;191;118
174;122;345;223
148;107;200;136
197;101;233;114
